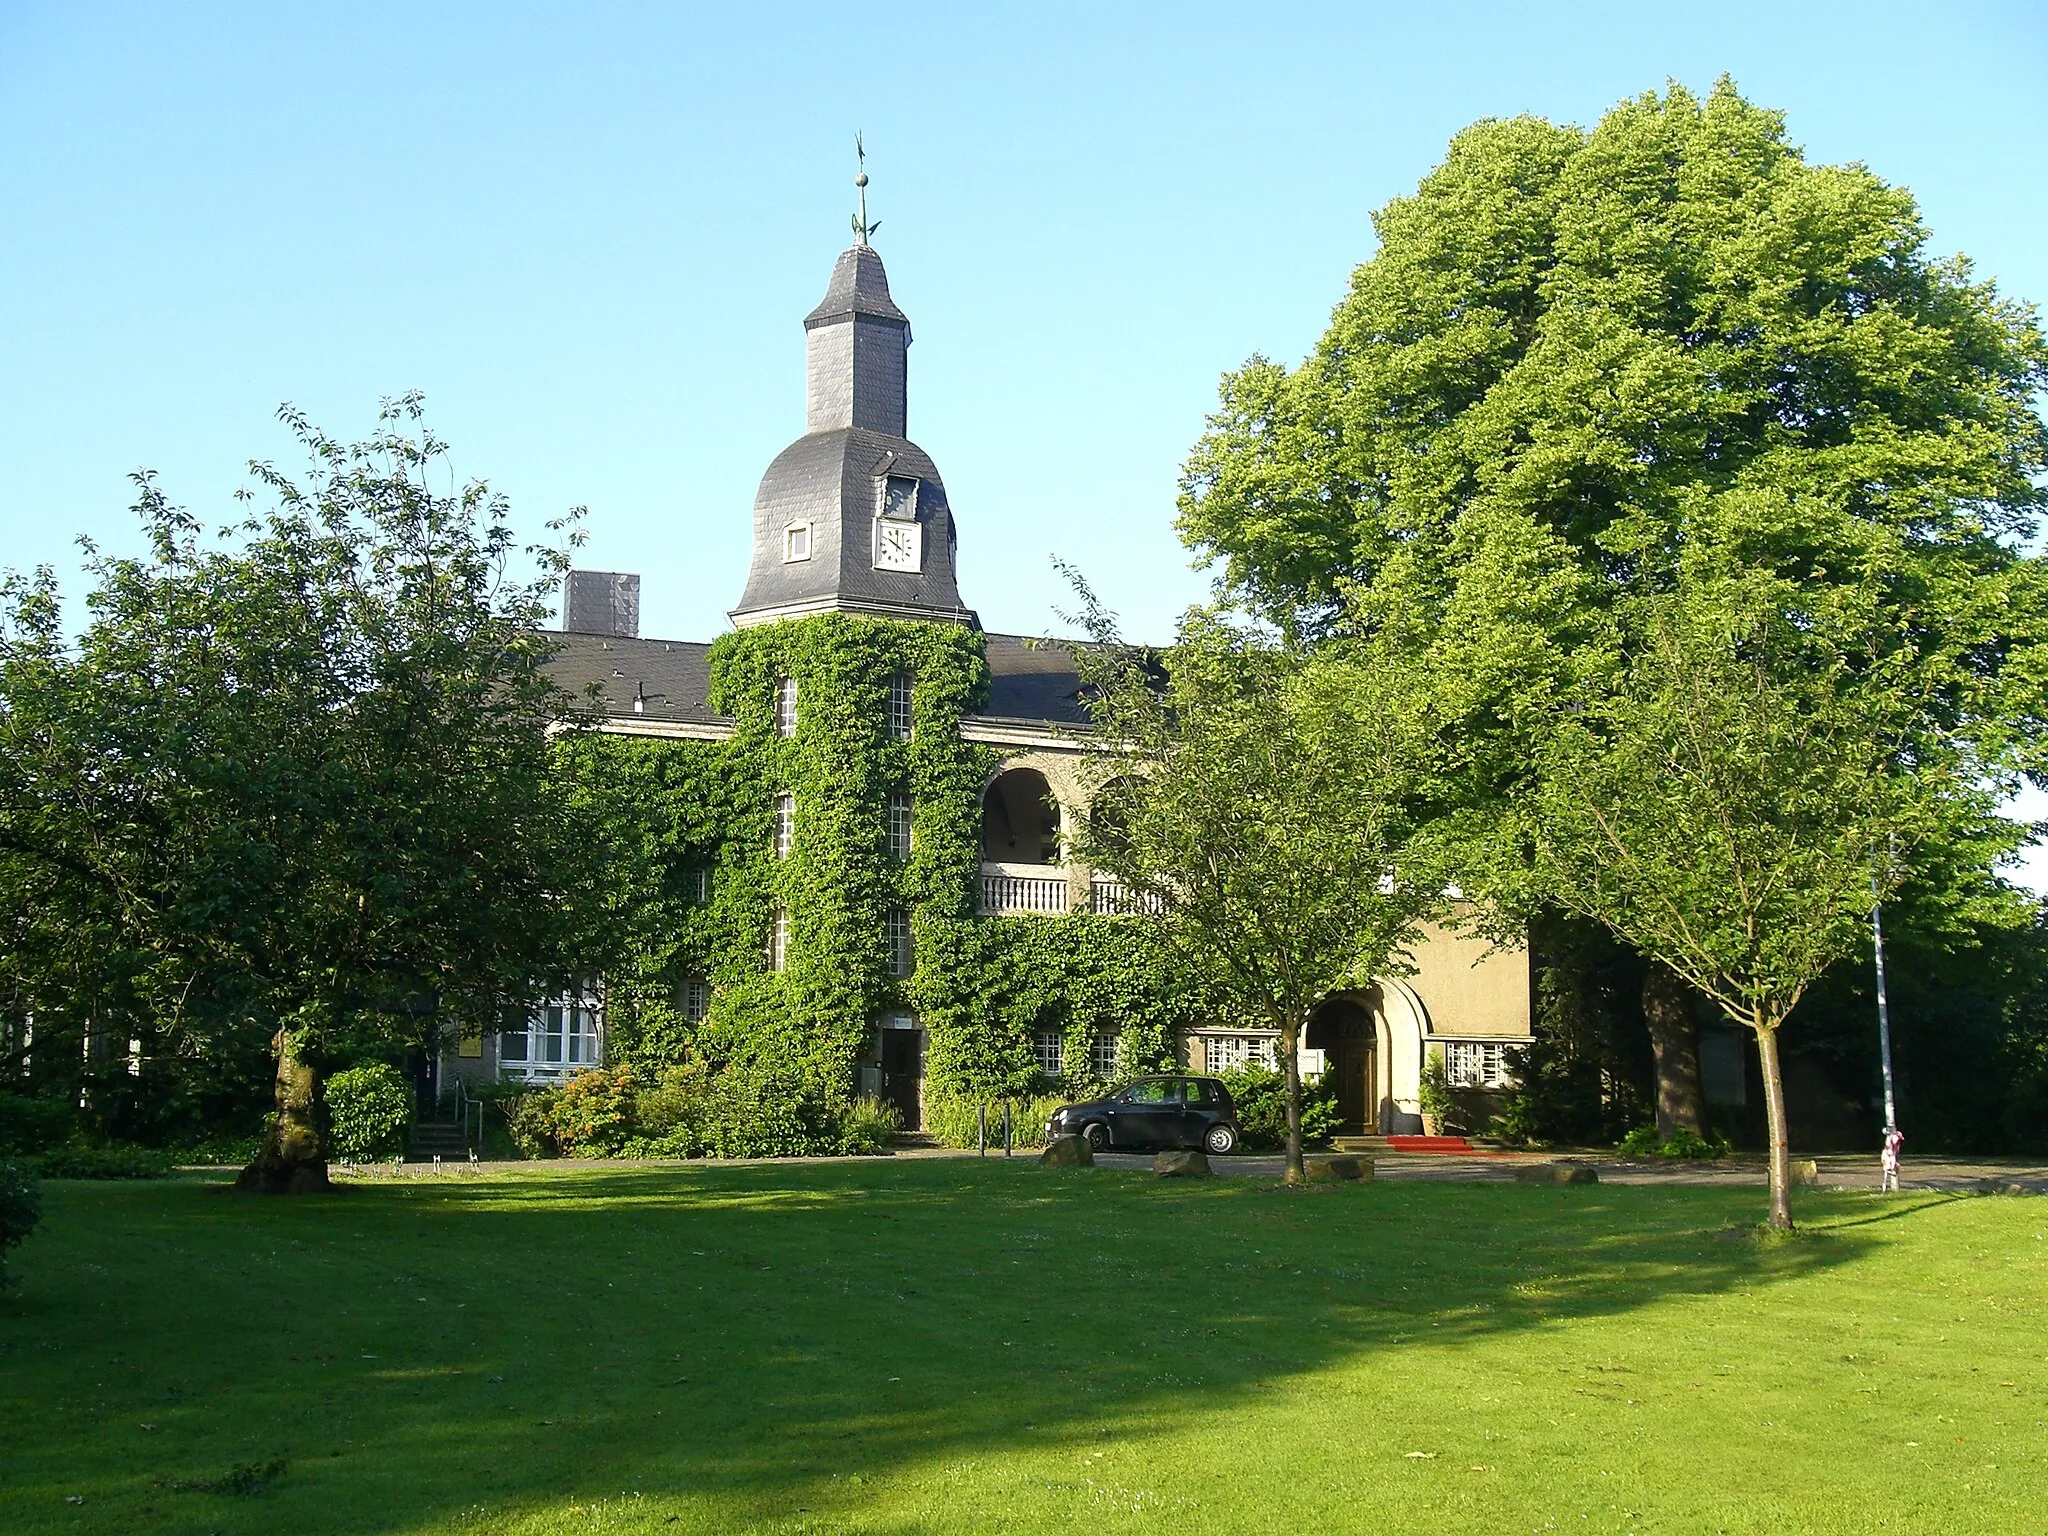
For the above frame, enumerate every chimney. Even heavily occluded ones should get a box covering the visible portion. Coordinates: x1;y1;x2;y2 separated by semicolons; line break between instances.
562;571;641;638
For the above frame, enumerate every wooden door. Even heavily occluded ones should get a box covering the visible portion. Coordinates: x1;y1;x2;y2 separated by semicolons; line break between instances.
880;1028;924;1131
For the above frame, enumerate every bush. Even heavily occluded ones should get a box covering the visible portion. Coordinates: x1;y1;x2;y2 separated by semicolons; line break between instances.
501;1088;556;1158
0;1094;73;1155
627;1064;712;1158
1219;1064;1342;1151
924;1092;1069;1151
33;1143;171;1179
836;1096;902;1155
546;1068;636;1157
706;1059;838;1157
1418;1049;1458;1131
323;1063;414;1161
1616;1123;1732;1159
0;1159;40;1286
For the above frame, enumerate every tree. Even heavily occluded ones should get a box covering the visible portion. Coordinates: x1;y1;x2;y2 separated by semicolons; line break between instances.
1174;81;2048;1221
0;397;595;1191
1062;593;1446;1182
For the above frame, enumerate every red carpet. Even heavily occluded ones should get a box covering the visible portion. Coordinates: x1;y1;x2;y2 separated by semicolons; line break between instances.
1385;1135;1475;1153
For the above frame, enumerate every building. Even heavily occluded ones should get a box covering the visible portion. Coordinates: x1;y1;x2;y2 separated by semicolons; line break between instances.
440;214;1532;1146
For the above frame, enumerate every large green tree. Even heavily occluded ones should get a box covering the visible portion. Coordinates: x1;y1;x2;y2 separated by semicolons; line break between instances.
1175;81;2048;1219
1064;593;1446;1181
0;397;595;1190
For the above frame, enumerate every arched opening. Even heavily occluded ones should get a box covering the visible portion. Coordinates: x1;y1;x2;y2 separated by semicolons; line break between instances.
981;767;1062;865
1307;993;1377;1134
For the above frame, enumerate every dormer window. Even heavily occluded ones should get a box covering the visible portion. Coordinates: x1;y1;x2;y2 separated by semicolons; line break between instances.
783;522;812;563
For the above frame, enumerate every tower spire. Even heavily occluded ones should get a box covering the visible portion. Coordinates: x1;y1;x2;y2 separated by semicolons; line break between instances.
852;133;880;247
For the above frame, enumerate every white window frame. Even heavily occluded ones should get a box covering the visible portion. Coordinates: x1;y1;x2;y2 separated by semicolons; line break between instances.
783;522;812;563
499;982;605;1084
687;866;710;903
1205;1034;1280;1074
887;792;913;859
773;792;795;858
886;673;914;741
768;908;789;972
680;977;710;1024
1033;1029;1065;1078
1444;1040;1512;1090
774;676;798;737
1090;1032;1119;1080
886;905;914;978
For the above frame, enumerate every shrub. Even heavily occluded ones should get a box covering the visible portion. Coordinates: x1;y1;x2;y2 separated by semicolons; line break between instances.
33;1143;171;1179
924;1092;1069;1151
1418;1049;1458;1131
1219;1064;1342;1151
0;1094;73;1155
1616;1123;1732;1160
501;1088;557;1158
836;1096;902;1155
545;1067;636;1157
628;1064;712;1158
0;1159;40;1286
323;1063;414;1161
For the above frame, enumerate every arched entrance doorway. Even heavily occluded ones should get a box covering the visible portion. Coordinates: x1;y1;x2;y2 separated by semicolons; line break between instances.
1307;995;1376;1134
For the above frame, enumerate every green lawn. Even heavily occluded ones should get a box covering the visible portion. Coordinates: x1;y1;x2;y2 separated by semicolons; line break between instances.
0;1160;2039;1535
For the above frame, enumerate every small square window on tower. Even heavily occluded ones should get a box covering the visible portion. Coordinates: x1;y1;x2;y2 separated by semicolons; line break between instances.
887;792;913;859
885;906;914;978
679;977;710;1023
774;676;798;737
886;672;913;740
773;793;795;859
768;908;789;972
783;522;812;563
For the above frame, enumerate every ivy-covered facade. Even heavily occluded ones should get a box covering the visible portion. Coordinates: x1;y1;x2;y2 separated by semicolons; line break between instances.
440;229;1534;1148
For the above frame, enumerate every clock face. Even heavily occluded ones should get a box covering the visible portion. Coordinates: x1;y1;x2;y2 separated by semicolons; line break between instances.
873;516;922;573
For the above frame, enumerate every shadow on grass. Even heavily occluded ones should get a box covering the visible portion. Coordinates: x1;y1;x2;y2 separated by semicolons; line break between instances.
0;1160;1890;1534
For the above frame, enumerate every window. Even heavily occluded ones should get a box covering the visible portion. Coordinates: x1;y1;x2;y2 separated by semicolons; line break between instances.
1445;1040;1511;1089
768;908;789;972
774;676;797;737
773;793;795;858
1033;1029;1064;1078
1090;1032;1119;1080
499;983;603;1082
679;977;710;1024
1118;1078;1178;1105
1184;1078;1219;1108
687;866;711;903
1205;1034;1278;1074
886;673;913;740
783;522;812;563
886;906;914;977
887;792;913;859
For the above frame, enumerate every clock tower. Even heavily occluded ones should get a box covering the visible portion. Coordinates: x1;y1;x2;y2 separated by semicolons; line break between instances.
729;210;975;628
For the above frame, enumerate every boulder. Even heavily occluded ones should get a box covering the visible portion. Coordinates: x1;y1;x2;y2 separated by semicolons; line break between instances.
1153;1149;1212;1178
1306;1156;1373;1182
1040;1134;1094;1168
1513;1161;1599;1186
1790;1159;1820;1187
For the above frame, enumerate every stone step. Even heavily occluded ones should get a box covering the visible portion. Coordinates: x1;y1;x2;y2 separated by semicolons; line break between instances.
409;1123;469;1157
1331;1134;1477;1154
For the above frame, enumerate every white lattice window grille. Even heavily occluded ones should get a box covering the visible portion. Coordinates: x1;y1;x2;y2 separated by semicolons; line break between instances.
773;793;795;858
1090;1033;1119;1079
680;977;710;1024
768;908;789;972
1205;1034;1278;1073
499;983;604;1082
887;792;913;859
886;673;914;740
1033;1029;1065;1077
886;906;914;978
783;522;812;563
1445;1040;1511;1089
774;676;798;737
687;866;710;903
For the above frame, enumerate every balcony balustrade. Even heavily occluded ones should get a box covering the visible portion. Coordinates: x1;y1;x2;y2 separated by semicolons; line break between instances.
980;862;1068;915
1089;877;1164;916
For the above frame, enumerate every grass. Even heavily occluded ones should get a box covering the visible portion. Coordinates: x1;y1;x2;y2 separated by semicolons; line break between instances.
0;1159;2041;1535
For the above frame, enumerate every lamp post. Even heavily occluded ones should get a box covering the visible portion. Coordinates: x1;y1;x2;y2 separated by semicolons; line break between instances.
1872;867;1902;1191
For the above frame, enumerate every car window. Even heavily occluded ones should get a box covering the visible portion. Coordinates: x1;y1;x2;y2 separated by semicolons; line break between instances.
1121;1079;1177;1105
1184;1078;1217;1108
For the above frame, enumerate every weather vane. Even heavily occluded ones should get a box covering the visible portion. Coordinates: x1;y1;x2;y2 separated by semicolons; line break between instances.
852;132;880;246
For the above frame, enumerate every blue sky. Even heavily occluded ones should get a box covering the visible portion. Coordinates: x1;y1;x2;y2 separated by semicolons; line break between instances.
3;1;2046;871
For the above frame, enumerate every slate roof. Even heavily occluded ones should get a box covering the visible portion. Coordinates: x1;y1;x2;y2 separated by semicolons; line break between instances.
543;628;1099;733
545;632;722;726
804;245;909;329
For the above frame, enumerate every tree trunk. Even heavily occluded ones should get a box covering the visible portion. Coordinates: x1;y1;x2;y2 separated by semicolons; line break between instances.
1643;961;1705;1141
236;1029;332;1194
1753;1011;1792;1231
1282;1019;1304;1185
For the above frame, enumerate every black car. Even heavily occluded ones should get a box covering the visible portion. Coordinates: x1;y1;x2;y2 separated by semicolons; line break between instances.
1047;1075;1239;1155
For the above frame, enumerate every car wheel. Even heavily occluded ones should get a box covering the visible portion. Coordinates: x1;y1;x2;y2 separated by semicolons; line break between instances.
1083;1122;1110;1154
1203;1123;1237;1155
